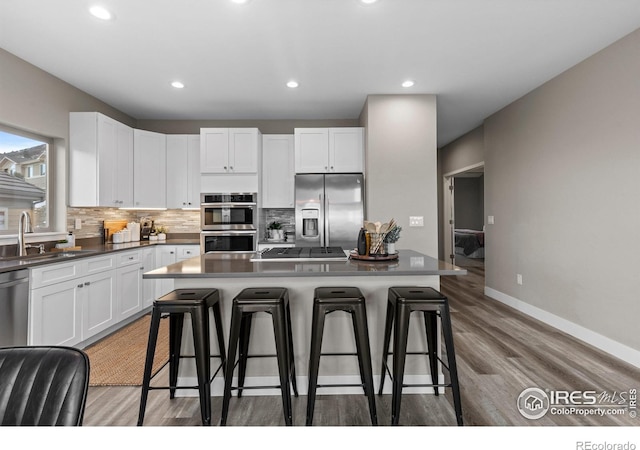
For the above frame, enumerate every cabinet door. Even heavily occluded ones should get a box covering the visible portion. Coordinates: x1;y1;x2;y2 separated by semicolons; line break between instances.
166;135;190;209
141;247;156;308
97;113;120;207
156;246;177;298
295;128;329;173
115;122;134;207
186;135;201;207
134;129;167;208
229;128;258;173
262;135;295;208
167;135;200;208
82;271;116;339
116;263;142;320
200;128;229;173
329;127;364;173
30;280;82;346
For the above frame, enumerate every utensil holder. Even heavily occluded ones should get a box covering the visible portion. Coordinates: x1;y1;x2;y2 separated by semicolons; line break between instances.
368;232;386;255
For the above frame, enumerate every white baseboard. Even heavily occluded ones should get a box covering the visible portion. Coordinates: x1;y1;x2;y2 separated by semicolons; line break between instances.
485;286;640;368
175;374;443;397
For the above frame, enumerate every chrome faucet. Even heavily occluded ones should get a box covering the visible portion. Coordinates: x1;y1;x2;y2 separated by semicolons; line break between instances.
17;211;33;256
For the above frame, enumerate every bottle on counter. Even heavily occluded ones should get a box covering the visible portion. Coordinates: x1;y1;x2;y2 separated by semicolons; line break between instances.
357;228;367;255
65;231;75;248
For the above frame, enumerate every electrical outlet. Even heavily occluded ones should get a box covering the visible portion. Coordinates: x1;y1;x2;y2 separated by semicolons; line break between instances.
488;215;495;225
409;216;424;227
517;274;523;285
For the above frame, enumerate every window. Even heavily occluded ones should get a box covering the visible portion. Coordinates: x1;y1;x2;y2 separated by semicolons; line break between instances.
0;126;51;235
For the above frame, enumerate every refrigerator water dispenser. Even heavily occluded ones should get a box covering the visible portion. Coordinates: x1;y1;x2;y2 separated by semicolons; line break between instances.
302;209;319;237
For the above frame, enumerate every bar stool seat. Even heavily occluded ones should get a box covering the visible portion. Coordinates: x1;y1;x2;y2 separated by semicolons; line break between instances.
138;288;226;426
306;287;377;426
221;287;298;426
379;286;463;426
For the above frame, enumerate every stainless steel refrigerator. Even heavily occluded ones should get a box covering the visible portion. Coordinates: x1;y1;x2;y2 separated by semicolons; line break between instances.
295;173;364;249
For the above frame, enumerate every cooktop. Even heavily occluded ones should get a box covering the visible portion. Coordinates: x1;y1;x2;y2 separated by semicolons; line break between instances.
253;246;348;262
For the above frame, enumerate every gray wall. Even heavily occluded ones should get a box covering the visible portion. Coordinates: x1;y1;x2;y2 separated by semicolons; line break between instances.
360;94;438;257
437;126;484;259
0;48;136;236
484;28;640;351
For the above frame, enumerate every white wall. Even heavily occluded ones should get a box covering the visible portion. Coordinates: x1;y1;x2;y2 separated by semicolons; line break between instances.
484;28;640;359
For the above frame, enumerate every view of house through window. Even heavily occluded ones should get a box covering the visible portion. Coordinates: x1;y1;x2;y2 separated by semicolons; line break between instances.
0;128;50;235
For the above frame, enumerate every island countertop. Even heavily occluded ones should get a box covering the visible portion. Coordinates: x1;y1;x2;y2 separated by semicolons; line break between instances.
142;249;466;279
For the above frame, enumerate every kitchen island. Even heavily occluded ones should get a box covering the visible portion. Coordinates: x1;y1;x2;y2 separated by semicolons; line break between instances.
143;249;466;396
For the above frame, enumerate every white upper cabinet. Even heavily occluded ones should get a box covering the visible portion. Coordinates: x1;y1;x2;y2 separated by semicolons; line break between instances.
134;129;167;208
262;135;295;208
201;128;259;174
69;112;134;207
166;135;200;209
294;128;329;173
294;127;364;173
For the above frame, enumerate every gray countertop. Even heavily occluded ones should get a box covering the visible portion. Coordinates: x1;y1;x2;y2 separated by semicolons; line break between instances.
143;249;466;279
0;238;200;274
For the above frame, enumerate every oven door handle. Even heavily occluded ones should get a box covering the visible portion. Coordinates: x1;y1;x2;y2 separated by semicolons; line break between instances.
200;203;257;208
201;230;257;235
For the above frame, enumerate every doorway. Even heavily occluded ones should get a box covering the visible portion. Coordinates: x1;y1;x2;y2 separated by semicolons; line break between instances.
443;163;484;267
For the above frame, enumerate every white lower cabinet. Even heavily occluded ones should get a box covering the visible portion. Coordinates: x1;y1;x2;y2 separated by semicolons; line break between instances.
29;245;198;346
116;260;142;321
30;279;83;347
81;270;116;339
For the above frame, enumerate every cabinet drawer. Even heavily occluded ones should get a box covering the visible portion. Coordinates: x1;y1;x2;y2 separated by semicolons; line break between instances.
177;246;199;261
84;255;116;274
30;261;82;288
117;250;141;266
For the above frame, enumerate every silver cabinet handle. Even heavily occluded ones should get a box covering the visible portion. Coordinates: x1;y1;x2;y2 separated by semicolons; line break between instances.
77;284;83;288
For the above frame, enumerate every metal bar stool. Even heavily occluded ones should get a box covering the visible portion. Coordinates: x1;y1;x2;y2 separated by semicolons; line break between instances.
138;288;226;426
306;287;377;426
378;286;463;426
221;287;298;426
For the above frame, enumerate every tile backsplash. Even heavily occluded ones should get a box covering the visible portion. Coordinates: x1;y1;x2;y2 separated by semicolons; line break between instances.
66;207;200;239
260;208;295;240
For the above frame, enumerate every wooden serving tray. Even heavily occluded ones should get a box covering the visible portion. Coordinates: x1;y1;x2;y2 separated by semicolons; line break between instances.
349;251;399;261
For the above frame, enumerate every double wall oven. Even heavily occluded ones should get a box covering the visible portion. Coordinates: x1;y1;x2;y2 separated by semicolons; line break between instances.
200;193;257;253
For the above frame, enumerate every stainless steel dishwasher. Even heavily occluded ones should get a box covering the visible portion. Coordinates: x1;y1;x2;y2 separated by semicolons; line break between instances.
0;269;29;346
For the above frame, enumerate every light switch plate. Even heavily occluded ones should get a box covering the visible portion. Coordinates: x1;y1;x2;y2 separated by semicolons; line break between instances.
409;216;424;227
488;215;495;225
75;218;82;229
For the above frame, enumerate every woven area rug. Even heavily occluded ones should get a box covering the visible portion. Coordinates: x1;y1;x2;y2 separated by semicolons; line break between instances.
84;314;169;386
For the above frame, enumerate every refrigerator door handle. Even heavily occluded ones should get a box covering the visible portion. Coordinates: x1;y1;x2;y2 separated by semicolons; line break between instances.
325;195;330;247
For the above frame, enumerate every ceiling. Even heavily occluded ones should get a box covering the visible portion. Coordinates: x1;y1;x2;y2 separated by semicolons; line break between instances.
1;0;639;147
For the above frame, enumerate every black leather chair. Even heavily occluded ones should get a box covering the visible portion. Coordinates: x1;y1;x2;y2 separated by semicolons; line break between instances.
0;346;90;426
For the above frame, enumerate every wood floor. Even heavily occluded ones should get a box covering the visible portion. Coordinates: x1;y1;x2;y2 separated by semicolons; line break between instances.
83;260;640;426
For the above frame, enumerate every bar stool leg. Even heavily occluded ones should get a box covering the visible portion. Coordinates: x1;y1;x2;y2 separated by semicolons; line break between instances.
285;300;299;397
306;302;326;426
221;304;243;426
169;312;184;399
439;303;464;426
378;296;395;395
424;311;440;396
350;310;366;391
391;302;411;426
237;313;253;398
211;300;227;375
272;304;293;426
138;308;162;426
352;302;378;426
191;305;212;426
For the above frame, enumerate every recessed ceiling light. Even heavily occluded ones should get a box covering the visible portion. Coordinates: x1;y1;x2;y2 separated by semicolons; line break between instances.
360;0;379;5
230;0;250;4
171;81;185;89
286;80;299;89
402;80;415;88
89;6;113;20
